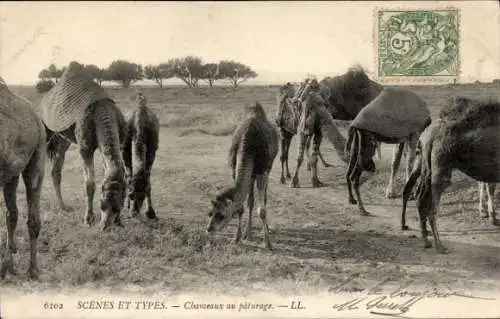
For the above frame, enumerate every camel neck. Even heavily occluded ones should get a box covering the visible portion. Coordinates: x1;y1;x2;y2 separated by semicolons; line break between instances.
230;157;255;210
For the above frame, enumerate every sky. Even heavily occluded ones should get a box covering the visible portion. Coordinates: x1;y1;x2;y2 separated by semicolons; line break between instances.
0;1;498;85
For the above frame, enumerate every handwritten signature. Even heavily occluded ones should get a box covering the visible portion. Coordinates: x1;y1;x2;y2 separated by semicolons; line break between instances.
329;276;495;316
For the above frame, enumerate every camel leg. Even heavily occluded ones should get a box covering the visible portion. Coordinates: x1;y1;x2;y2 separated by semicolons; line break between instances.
385;142;405;198
401;158;422;231
479;182;488;218
233;208;243;244
405;135;418;182
346;132;359;205
50;142;72;212
376;142;382;160
486;183;498;226
243;178;255;241
319;149;332;168
305;135;313;171
352;165;370;216
1;176;20;278
22;148;44;280
427;163;451;254
290;133;307;188
80;148;96;227
418;209;432;249
256;172;273;250
145;177;157;220
310;130;324;188
122;137;133;213
279;131;292;184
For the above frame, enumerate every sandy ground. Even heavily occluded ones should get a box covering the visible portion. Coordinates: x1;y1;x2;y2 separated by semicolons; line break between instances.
1;85;499;310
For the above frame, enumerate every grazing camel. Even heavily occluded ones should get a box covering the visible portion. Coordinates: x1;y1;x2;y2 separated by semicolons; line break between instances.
275;79;332;187
401;97;500;253
123;92;160;220
346;87;431;215
206;101;278;250
0;77;46;279
40;62;128;231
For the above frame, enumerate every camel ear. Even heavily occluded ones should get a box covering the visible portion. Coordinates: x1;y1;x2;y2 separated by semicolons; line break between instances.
225;198;233;207
211;200;217;207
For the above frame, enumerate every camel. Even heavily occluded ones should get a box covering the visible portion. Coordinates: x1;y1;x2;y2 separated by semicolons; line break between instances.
40;62;128;231
0;77;46;279
275;79;333;187
281;67;407;196
345;87;431;215
400;97;500;253
206;101;278;250
320;67;417;198
123;92;160;220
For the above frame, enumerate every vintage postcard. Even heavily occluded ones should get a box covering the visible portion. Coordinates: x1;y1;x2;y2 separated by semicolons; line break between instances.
0;1;499;319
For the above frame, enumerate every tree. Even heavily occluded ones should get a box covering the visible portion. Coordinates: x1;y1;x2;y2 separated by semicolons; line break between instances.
38;64;65;83
84;64;107;86
105;60;143;88
218;60;258;88
144;63;175;88
201;63;219;87
38;69;52;81
171;56;204;87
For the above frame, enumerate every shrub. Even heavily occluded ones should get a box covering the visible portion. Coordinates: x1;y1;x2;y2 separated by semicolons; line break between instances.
36;80;55;93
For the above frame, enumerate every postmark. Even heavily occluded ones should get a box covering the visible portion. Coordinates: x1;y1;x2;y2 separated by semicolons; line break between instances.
374;8;461;84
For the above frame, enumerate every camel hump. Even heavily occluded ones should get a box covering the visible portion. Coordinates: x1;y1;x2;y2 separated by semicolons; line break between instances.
39;62;112;132
350;87;430;139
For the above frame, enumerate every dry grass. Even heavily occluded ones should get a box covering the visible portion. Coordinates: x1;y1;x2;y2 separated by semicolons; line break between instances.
2;83;500;296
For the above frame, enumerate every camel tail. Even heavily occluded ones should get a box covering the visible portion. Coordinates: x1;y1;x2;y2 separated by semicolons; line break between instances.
345;126;356;157
44;124;63;162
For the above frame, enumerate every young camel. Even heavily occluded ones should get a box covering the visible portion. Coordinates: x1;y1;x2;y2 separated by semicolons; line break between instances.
0;77;46;279
276;79;332;187
275;81;332;185
401;97;500;253
123;92;160;220
41;62;128;231
206;101;278;250
345;87;431;215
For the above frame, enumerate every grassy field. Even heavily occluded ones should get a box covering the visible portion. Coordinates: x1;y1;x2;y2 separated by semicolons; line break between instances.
2;83;500;298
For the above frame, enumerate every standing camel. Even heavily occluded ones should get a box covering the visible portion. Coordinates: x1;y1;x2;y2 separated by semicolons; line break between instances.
345;87;431;215
281;67;399;191
207;101;278;250
275;79;332;186
0;77;46;279
123;92;159;220
401;97;499;253
40;62;128;231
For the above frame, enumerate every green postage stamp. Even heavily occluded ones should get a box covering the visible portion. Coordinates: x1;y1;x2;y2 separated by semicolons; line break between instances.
374;8;460;83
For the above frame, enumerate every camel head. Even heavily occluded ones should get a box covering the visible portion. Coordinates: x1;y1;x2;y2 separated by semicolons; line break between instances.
278;82;295;101
206;188;238;233
99;170;126;231
135;92;147;108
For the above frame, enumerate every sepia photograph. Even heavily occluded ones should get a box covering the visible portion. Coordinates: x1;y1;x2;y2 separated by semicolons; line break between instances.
0;1;499;318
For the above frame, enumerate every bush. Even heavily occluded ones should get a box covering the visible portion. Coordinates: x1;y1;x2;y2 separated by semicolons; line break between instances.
36;80;55;93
